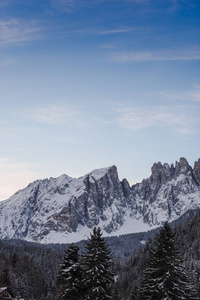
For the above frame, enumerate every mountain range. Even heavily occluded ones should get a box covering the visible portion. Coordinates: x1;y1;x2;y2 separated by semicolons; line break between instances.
0;157;199;244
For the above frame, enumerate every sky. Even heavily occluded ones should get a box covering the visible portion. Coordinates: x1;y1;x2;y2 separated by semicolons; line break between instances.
0;0;200;201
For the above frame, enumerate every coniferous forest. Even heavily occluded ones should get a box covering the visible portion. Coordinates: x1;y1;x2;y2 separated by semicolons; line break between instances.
0;212;200;299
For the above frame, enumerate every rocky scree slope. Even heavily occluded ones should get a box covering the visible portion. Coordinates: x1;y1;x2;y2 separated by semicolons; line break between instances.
0;157;199;243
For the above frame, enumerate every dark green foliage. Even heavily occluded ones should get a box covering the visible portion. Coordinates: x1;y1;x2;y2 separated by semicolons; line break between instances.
82;227;114;300
111;213;200;299
111;280;123;300
56;243;82;300
0;239;65;300
112;238;152;299
55;227;114;300
0;211;200;300
177;211;200;287
140;222;198;300
128;285;140;300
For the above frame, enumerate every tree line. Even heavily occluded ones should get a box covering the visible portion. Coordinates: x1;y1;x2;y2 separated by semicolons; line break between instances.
56;223;200;300
56;227;114;299
0;211;200;299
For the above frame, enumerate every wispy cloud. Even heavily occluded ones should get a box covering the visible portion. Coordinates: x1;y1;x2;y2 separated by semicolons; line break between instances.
98;27;142;35
168;0;197;12
50;0;151;13
26;104;89;128
65;26;145;37
190;83;200;102
159;85;200;103
188;91;200;103
0;19;43;45
117;106;199;134
111;49;200;62
100;44;116;49
50;0;199;14
50;0;80;12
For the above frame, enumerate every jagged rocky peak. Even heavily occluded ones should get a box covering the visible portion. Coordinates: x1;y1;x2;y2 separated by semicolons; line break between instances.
194;158;200;184
54;174;74;195
121;178;131;198
0;158;199;244
150;161;172;185
82;165;119;191
87;165;118;181
149;157;193;186
175;157;192;176
91;165;120;188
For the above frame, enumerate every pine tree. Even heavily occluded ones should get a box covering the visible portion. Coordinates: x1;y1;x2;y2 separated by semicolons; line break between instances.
129;285;140;300
139;222;199;300
82;227;114;300
56;243;82;300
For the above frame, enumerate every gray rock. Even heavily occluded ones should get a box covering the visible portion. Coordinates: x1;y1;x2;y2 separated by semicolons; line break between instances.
0;158;199;243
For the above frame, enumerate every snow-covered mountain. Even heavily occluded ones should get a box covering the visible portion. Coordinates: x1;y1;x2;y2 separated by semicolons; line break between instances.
0;157;200;244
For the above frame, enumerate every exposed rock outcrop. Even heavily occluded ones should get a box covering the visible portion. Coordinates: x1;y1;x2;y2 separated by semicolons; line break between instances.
0;158;199;243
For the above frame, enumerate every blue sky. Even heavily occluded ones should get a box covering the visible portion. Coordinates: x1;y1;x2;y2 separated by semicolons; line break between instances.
0;0;200;200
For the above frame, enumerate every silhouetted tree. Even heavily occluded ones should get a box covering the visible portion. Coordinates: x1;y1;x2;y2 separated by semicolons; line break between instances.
82;227;114;300
140;222;199;300
57;243;82;300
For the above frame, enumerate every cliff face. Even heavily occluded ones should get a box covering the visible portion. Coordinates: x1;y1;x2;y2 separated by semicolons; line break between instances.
0;158;199;243
194;158;200;184
130;158;200;226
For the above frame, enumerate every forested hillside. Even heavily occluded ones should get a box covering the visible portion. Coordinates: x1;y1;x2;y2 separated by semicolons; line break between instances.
0;211;199;299
113;211;200;299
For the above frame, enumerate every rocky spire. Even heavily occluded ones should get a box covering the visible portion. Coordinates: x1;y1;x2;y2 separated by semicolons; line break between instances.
0;158;199;243
194;158;200;185
174;157;192;177
150;161;172;185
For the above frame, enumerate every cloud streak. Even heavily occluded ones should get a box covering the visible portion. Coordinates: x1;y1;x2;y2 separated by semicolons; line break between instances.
98;27;144;35
26;104;89;128
50;0;152;13
159;85;200;103
0;19;43;45
117;106;199;134
111;49;200;62
50;0;81;12
49;0;198;14
188;91;200;103
65;26;146;37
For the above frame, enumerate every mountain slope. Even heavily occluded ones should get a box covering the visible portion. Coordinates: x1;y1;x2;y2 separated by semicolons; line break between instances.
0;158;199;243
